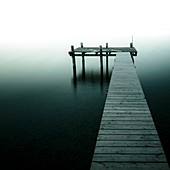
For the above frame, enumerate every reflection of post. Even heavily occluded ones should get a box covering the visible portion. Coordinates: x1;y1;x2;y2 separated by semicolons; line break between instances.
71;45;76;81
82;53;85;78
100;45;103;68
131;53;135;63
106;43;109;79
81;43;85;78
100;45;103;80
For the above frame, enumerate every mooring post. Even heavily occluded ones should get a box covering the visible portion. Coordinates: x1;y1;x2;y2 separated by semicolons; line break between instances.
71;45;76;67
130;42;133;48
81;43;85;78
106;43;109;79
100;45;103;78
71;45;76;79
100;45;103;68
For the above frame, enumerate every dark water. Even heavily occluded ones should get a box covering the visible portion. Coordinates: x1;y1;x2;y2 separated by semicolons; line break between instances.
0;37;170;169
0;45;114;170
135;36;170;166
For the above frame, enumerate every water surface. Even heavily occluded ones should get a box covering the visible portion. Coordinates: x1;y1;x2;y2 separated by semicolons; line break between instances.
0;37;170;169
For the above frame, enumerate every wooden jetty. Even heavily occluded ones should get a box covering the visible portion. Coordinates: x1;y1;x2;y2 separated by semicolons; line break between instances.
69;43;169;169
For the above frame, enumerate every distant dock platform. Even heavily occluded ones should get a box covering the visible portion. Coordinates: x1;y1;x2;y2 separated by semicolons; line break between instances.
69;43;169;169
69;46;137;56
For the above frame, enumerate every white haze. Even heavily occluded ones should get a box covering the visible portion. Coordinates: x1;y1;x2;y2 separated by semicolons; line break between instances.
0;0;170;46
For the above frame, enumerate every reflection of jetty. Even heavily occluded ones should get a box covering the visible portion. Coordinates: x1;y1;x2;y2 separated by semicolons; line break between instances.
68;43;169;169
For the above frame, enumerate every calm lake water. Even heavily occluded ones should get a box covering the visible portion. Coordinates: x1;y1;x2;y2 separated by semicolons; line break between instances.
0;36;170;169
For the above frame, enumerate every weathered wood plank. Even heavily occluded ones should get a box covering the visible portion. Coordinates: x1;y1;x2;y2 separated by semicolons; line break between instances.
103;110;151;114
104;106;149;112
104;108;150;111
102;114;151;117
91;162;169;170
107;95;146;98
99;124;156;130
105;103;148;105
104;105;149;109
105;99;146;102
94;147;164;154
92;154;166;162
97;134;159;141
95;141;161;147
100;120;155;125
105;101;147;104
101;117;153;121
98;129;158;135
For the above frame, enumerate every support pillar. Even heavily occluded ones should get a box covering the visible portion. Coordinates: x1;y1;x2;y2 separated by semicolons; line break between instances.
81;43;85;78
106;43;109;79
100;45;103;79
71;45;76;81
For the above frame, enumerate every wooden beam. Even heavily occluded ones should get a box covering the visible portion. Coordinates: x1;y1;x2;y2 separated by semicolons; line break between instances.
72;54;116;57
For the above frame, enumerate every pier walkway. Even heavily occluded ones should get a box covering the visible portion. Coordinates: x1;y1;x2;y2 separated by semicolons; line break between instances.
90;52;169;169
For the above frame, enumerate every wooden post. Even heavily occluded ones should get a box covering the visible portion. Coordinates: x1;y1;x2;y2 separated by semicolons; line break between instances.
71;45;74;51
100;45;103;68
106;43;109;79
100;45;103;78
130;42;133;48
71;45;76;67
82;52;85;78
80;43;85;78
71;45;76;80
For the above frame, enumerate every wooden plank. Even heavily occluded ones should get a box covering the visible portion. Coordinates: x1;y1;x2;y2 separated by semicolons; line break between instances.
91;162;169;170
105;105;148;107
97;134;159;141
101;117;153;121
102;114;151;117
94;147;164;154
92;154;166;162
107;95;146;98
104;108;150;111
108;89;143;92
105;100;147;103
104;105;148;108
100;120;155;125
103;110;150;113
105;100;148;103
95;141;161;147
107;93;145;95
104;103;148;106
106;99;147;102
99;124;156;130
106;97;146;99
98;129;158;135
